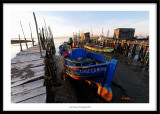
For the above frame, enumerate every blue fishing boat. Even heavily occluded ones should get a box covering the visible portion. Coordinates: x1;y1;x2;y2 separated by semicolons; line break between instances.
59;42;118;101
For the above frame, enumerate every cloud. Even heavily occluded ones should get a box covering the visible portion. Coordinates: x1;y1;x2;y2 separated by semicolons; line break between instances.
80;14;90;20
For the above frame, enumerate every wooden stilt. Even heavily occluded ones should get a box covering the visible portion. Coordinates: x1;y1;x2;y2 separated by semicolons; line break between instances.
138;42;143;61
33;12;43;57
130;41;136;58
29;22;34;46
18;35;23;51
20;21;28;49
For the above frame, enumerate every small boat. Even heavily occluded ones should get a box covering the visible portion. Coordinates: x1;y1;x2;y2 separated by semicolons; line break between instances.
59;42;118;101
84;44;115;52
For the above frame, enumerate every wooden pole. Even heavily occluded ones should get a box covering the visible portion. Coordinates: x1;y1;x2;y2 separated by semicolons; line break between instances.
120;40;125;54
145;57;149;66
33;12;42;57
18;34;22;51
130;41;136;58
39;28;45;50
115;40;118;50
29;22;34;46
42;27;46;49
20;21;28;49
43;18;48;40
141;43;147;61
144;47;149;65
138;42;143;61
124;40;130;57
42;27;46;42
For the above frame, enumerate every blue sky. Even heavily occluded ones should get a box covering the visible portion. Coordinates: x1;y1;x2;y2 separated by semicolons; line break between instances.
11;11;149;38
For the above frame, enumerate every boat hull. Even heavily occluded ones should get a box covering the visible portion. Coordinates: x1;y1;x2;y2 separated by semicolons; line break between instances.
84;45;114;52
60;56;109;80
59;45;118;101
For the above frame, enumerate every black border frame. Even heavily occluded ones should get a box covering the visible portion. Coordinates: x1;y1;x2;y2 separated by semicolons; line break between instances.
2;0;159;113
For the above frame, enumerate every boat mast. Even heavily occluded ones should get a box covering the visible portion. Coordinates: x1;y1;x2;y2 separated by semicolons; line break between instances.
107;29;110;38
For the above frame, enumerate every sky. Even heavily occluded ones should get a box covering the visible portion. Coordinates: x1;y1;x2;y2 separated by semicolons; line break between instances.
10;11;149;39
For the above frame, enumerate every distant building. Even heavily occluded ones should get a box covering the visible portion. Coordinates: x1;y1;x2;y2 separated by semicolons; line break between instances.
81;32;90;43
113;28;135;40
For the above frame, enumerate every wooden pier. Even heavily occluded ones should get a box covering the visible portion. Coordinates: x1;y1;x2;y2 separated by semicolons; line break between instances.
11;45;46;103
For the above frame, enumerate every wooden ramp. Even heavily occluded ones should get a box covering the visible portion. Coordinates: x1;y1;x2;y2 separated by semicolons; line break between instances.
11;45;46;103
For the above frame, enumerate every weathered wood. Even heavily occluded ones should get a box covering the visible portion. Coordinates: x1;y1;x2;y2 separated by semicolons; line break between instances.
11;59;44;69
29;22;34;46
120;40;125;54
33;12;42;57
141;44;147;61
42;27;46;50
130;41;136;58
20;21;28;49
138;42;144;61
19;93;46;103
18;35;23;51
11;70;44;87
11;45;46;102
11;79;44;95
124;40;130;56
11;48;45;64
11;69;44;82
11;86;46;103
144;47;149;66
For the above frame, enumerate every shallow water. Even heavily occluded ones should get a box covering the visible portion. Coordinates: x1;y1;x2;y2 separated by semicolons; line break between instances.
11;42;35;59
11;37;69;59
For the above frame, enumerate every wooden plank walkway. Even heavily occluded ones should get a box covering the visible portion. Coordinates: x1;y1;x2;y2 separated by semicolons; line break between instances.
11;45;46;103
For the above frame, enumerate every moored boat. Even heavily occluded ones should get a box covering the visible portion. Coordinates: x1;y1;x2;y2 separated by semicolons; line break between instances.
84;44;115;52
59;42;118;101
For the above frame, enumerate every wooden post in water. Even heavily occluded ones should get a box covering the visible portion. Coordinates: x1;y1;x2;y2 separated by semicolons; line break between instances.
20;21;28;49
33;12;42;57
130;41;136;58
120;40;125;54
145;57;149;66
141;43;147;61
42;27;46;43
39;28;44;50
144;47;149;66
18;34;23;51
138;42;143;61
115;39;118;50
29;22;34;46
124;40;130;57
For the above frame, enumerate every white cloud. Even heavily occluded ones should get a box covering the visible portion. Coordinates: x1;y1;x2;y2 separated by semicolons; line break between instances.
80;14;90;20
